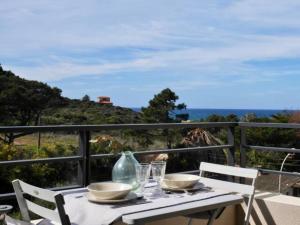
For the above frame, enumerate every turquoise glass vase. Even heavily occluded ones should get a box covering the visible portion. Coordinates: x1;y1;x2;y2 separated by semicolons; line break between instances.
112;151;139;189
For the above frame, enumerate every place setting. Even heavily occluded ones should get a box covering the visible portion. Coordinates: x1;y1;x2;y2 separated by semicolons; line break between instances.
84;156;211;206
86;182;139;203
150;160;209;194
84;160;161;204
161;174;208;194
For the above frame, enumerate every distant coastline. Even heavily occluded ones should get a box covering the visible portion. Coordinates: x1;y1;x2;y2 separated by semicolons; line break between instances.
131;108;298;120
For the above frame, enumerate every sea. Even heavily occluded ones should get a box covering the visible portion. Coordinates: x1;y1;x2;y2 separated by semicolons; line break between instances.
132;108;297;121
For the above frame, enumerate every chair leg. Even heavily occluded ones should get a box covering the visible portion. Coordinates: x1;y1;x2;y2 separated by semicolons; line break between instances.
244;197;254;225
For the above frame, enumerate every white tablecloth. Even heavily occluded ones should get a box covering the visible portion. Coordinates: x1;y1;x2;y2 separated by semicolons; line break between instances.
62;187;229;225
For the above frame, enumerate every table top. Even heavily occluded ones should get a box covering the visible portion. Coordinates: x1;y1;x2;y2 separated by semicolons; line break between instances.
62;186;243;225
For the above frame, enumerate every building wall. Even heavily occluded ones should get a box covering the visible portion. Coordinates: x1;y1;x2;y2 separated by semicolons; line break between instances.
236;192;300;225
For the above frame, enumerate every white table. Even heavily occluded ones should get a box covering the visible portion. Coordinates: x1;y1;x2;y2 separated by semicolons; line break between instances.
122;194;243;225
63;188;243;225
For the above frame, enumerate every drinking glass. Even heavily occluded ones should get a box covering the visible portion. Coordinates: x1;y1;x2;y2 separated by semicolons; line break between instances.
151;161;166;195
135;163;151;194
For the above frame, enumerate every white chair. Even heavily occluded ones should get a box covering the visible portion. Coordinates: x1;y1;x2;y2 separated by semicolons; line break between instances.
5;179;71;225
187;162;258;225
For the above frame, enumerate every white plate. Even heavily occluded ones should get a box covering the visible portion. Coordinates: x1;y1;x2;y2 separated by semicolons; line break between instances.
161;182;205;192
163;174;200;189
87;191;138;203
87;182;132;200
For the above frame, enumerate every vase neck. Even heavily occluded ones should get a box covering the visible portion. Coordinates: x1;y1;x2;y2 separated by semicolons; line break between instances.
124;151;132;156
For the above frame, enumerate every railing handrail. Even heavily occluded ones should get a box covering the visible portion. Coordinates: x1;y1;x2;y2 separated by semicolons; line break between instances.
239;122;300;129
3;121;300;132
0;122;237;132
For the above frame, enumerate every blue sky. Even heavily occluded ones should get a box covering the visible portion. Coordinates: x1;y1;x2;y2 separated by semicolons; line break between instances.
1;0;300;109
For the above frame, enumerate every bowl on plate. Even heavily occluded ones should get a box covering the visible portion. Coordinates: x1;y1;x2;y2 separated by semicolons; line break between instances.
162;174;200;189
87;182;132;200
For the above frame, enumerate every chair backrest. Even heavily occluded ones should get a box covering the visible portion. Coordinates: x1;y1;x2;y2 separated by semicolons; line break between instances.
12;179;71;225
199;162;258;225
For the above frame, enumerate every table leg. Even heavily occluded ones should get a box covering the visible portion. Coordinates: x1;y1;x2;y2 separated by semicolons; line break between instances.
207;208;224;225
187;218;193;225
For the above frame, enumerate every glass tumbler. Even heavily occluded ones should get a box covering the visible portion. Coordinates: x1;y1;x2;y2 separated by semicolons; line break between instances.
135;163;151;194
151;161;166;195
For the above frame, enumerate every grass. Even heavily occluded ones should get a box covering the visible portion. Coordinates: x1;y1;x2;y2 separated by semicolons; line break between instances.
14;133;79;147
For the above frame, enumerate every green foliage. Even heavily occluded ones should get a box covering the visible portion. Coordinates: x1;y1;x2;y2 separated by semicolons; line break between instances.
205;114;239;122
81;94;91;102
0;66;63;126
90;135;133;155
241;113;297;170
246;149;285;170
271;112;292;123
0;142;77;194
43;101;140;125
0;66;141;128
141;88;187;123
139;88;188;148
202;112;298;170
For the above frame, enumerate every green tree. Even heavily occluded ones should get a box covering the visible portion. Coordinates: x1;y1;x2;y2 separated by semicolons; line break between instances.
0;66;63;143
140;88;187;148
141;88;187;123
82;94;91;102
271;112;291;123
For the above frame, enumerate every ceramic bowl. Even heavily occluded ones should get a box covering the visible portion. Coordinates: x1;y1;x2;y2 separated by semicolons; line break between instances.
162;174;200;189
87;182;132;200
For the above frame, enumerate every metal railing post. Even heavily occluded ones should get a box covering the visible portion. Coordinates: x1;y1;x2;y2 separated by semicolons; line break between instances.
78;130;90;187
225;126;236;182
226;126;235;166
240;127;247;183
240;127;247;168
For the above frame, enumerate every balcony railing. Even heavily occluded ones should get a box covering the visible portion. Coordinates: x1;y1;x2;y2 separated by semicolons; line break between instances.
240;122;300;177
1;122;300;201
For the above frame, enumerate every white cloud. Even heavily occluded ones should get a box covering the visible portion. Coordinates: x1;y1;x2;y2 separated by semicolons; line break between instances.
7;33;300;83
7;58;164;81
2;0;300;87
227;0;300;27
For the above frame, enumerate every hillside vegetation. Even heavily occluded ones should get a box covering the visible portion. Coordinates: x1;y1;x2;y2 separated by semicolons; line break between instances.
43;99;141;125
0;65;141;127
